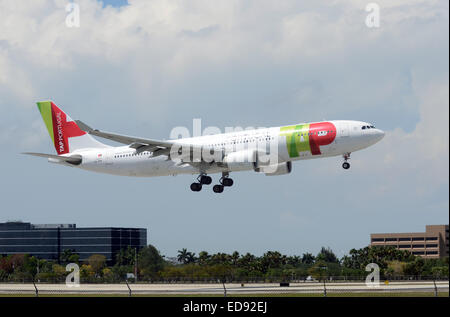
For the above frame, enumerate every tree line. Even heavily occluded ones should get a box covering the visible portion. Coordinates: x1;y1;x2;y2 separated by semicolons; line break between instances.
0;245;448;283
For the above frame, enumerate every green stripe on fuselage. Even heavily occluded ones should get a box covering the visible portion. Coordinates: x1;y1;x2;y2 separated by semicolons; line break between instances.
280;124;310;158
37;101;54;143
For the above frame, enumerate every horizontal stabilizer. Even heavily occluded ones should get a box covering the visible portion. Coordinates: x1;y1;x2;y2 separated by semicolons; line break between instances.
74;120;94;133
22;152;82;165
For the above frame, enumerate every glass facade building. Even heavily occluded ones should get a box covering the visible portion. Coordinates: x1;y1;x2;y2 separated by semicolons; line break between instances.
0;222;147;265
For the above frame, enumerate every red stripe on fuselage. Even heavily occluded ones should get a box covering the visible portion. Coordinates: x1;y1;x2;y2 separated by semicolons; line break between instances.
309;122;337;155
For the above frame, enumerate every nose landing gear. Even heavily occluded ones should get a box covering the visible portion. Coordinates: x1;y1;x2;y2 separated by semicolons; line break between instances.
342;153;351;169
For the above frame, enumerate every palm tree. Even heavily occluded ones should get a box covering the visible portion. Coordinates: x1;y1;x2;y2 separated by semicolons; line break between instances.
186;252;197;264
177;248;189;264
301;252;315;265
261;251;285;272
316;247;339;263
238;253;256;270
231;251;240;266
287;255;301;266
198;251;210;265
210;253;231;265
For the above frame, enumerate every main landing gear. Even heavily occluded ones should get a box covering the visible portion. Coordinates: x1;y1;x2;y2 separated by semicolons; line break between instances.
342;153;351;170
190;174;212;192
213;173;234;193
190;173;234;193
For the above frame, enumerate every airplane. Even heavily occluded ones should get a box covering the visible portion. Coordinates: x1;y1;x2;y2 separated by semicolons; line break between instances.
24;101;385;193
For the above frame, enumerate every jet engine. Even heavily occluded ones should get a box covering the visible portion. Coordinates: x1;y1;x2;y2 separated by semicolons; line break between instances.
257;161;292;176
222;150;256;172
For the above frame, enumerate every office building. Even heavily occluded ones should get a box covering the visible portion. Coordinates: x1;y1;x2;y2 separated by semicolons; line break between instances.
0;222;147;265
370;224;449;258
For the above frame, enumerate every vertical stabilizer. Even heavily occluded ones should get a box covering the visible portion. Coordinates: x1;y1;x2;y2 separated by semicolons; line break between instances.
36;101;108;154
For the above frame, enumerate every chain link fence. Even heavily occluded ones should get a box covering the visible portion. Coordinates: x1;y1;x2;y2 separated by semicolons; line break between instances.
0;278;448;297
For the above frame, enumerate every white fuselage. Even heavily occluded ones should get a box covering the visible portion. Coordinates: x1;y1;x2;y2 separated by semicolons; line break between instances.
63;120;384;177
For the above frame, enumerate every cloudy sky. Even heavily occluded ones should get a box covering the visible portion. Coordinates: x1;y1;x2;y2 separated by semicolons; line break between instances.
0;0;448;258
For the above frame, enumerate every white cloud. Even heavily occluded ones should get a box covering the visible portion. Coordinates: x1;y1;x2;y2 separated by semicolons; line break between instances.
376;84;447;194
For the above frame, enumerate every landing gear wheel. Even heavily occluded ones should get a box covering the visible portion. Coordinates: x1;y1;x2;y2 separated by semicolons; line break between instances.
213;184;224;193
199;175;212;185
221;178;233;187
342;153;351;170
190;183;202;192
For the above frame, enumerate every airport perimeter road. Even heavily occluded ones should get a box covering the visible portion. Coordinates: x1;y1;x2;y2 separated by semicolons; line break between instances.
0;281;448;296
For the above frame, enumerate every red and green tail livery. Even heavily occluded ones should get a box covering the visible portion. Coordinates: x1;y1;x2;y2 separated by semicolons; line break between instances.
36;101;95;154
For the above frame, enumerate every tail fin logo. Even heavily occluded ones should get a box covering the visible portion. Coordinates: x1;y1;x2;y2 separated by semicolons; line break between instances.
37;101;86;154
55;111;65;153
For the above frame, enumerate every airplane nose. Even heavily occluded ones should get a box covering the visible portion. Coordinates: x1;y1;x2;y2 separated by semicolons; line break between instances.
377;129;385;140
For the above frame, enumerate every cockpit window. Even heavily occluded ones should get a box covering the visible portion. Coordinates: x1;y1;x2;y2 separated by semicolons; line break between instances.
362;126;366;130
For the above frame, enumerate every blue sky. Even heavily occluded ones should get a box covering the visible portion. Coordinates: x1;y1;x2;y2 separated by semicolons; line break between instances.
100;0;128;7
0;0;448;258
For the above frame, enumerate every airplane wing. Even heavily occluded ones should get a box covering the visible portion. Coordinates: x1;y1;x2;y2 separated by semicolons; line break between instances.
75;120;225;163
22;152;82;165
75;120;174;155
